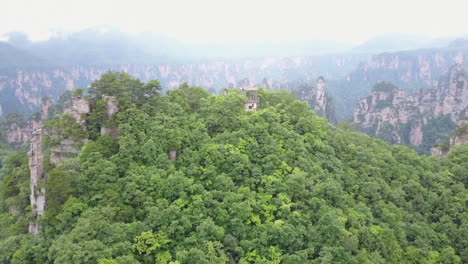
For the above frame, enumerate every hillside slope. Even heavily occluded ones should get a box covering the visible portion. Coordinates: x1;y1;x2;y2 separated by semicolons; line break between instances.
0;72;466;263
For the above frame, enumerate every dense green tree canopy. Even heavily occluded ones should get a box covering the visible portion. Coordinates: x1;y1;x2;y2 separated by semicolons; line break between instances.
88;71;162;107
0;73;466;263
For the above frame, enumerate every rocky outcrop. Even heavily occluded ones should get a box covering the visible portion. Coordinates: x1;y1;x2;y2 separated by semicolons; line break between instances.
430;147;446;156
41;98;52;119
315;77;327;112
26;96;89;233
6;122;39;145
334;48;468;120
47;94;90;164
354;64;467;152
63;94;91;128
49;138;84;165
102;95;119;118
299;77;337;123
431;120;468;155
28;129;45;234
451;120;468;146
3;98;51;146
347;50;467;89
28;127;85;233
100;95;119;137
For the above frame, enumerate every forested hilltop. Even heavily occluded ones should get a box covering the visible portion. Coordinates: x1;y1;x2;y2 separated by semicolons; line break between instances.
0;72;467;263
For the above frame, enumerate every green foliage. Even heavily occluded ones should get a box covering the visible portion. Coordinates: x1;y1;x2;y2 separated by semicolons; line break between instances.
0;73;467;263
88;71;162;108
1;112;27;127
132;230;170;258
79;135;119;164
46;168;75;218
87;99;107;140
0;153;30;215
73;88;85;96
44;114;88;148
416;114;457;154
166;82;210;112
46;91;73;119
372;81;398;92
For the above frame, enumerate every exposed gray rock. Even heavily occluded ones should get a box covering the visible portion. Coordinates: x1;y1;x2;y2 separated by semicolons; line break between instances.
354;65;467;147
315;77;327;114
28;129;45;234
299;77;336;122
41;97;52;120
3;99;51;145
24;95;90;234
102;95;119;118
50;138;83;165
100;95;119;137
63;94;91;128
431;147;446;156
452;120;468;147
100;127;120;138
431;120;468;156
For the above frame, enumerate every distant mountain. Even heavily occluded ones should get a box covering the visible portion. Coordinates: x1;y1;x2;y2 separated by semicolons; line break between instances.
0;54;366;117
352;34;432;53
0;42;46;69
3;28;356;65
8;29;183;65
353;63;467;154
329;45;468;121
448;38;468;48
187;40;355;58
352;34;467;54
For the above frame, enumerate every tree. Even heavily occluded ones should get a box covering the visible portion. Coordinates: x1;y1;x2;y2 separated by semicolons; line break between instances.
46;169;74;218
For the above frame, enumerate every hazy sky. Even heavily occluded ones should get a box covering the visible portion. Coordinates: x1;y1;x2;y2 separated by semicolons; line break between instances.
3;0;468;43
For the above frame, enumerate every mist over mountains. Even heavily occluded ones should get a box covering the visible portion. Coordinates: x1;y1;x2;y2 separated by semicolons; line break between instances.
3;28;466;65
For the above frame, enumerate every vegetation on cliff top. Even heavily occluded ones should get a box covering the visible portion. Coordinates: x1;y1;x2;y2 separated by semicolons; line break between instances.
0;72;467;263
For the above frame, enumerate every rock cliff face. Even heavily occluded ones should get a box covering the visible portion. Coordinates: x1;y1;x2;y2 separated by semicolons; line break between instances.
451;120;468;147
100;95;119;137
6;121;41;145
431;120;468;155
63;94;91;128
332;48;468;120
49;95;91;164
28;129;45;234
26;95;91;233
349;50;466;87
2;98;51;146
49;138;84;165
0;54;366;116
353;64;467;153
298;77;336;123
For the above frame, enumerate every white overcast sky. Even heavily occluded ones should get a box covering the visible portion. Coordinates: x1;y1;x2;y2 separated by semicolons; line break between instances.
2;0;468;44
